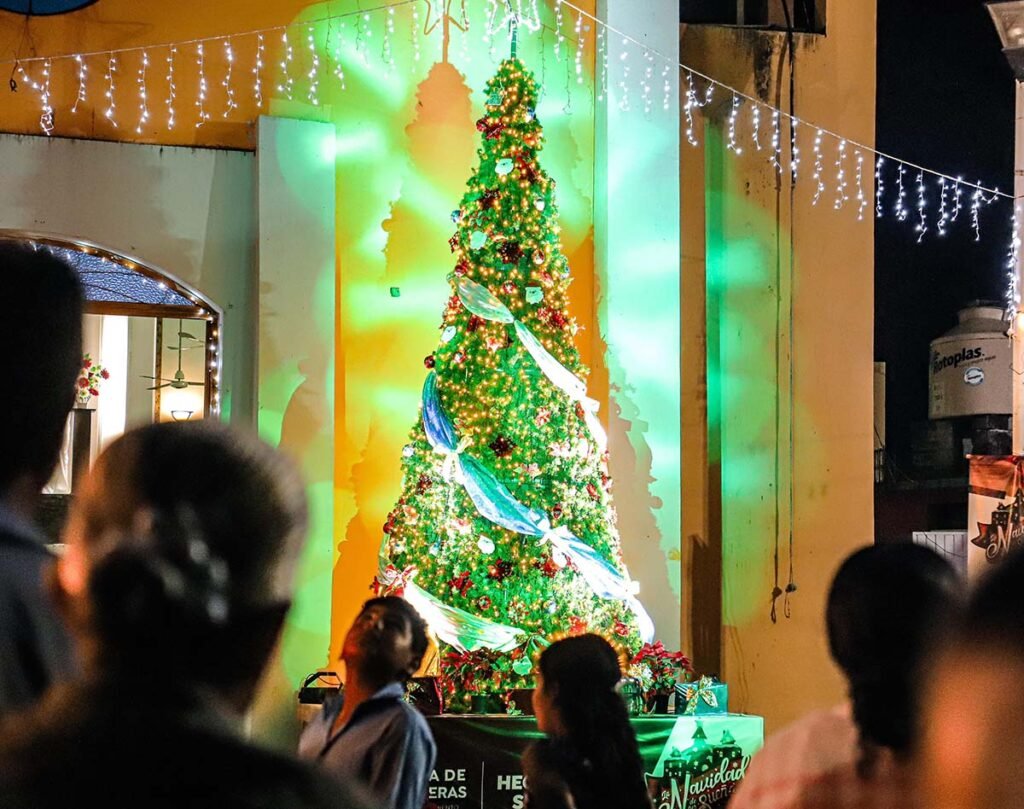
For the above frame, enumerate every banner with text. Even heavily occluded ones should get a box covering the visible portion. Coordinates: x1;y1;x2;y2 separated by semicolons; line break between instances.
968;455;1024;579
425;714;764;809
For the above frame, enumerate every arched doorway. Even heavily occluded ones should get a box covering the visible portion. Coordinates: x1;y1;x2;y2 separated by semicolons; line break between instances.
0;230;223;498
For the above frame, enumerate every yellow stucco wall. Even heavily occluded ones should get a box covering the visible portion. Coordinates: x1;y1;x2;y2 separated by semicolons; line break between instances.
681;2;877;733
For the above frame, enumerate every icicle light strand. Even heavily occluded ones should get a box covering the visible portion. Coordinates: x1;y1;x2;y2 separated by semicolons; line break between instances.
135;51;150;133
253;34;265;106
812;129;824;205
223;39;237;116
195;42;210;126
165;46;176;129
727;93;743;155
104;54;118;128
307;26;321;105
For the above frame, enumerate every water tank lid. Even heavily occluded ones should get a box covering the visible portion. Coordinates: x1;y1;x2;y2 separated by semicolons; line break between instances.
957;305;1006;324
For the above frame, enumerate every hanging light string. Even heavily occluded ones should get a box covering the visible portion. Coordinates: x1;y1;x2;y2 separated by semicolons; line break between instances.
0;0;1010;203
553;0;1010;202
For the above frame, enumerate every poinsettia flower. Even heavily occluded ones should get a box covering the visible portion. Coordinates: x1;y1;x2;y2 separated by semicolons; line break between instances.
77;378;89;388
88;388;99;396
550;440;573;459
100;369;110;380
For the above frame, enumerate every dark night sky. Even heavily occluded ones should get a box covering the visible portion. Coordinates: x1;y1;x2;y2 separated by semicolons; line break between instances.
875;0;1015;467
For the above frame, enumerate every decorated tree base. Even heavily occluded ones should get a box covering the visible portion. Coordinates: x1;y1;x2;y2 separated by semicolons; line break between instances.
376;57;653;708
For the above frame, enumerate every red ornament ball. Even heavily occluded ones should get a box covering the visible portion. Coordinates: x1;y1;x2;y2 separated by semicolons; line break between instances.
424;354;436;369
477;596;492;610
587;483;600;501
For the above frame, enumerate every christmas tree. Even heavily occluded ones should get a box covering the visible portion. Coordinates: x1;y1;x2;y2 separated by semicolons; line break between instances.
375;56;653;709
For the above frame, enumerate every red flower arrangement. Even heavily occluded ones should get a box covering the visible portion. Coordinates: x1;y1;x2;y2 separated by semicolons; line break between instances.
629;642;693;697
76;354;109;406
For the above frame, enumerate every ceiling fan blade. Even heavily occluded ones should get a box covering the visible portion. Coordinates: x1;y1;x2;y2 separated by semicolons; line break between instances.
187;382;205;386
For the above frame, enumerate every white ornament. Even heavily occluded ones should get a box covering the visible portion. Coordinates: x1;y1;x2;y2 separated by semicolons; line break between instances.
441;325;457;343
477;537;495;554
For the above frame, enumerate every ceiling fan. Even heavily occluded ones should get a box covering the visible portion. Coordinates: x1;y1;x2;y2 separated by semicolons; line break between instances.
142;320;205;391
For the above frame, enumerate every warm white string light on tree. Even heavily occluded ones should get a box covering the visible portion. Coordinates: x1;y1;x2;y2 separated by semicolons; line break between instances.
751;102;762;152
952;178;963;223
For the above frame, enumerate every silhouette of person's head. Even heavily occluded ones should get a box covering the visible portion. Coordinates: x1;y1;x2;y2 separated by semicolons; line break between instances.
922;549;1024;809
56;421;308;714
0;242;83;503
826;544;959;769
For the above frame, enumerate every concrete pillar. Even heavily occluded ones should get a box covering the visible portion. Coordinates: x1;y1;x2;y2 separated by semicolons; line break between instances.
595;0;682;645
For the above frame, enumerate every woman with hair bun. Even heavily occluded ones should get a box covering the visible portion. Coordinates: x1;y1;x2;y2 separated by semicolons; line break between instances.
0;422;369;809
729;544;961;809
523;633;653;809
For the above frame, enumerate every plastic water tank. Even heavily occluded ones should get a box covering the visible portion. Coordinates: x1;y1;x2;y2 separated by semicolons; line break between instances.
929;304;1012;420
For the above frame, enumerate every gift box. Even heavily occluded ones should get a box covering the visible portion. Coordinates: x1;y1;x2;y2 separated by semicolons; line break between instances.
675;675;728;715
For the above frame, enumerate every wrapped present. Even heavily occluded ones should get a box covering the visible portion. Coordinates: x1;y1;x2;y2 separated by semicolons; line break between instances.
676;675;728;715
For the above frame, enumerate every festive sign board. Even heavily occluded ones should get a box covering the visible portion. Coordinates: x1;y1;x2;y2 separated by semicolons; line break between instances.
425;714;764;809
967;455;1024;578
